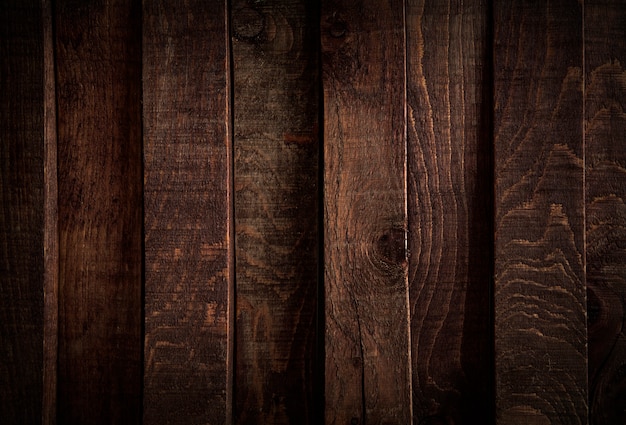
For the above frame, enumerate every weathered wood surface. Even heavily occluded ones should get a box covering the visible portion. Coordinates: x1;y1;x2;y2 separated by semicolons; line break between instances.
493;0;587;423
321;0;412;423
585;1;626;424
142;1;233;423
405;0;492;423
0;1;45;422
55;0;143;422
231;0;320;423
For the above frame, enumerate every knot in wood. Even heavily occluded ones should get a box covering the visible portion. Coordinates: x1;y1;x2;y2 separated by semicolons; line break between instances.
232;7;264;41
329;20;347;38
375;228;407;265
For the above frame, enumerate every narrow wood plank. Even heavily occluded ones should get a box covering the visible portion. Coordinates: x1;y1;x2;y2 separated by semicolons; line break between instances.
585;1;626;423
493;1;587;423
231;0;320;423
405;0;492;423
55;0;143;422
142;1;233;423
0;1;45;422
321;1;412;423
43;0;59;422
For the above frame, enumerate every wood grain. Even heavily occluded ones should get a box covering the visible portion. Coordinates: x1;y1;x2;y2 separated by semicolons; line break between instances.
585;1;626;423
231;0;320;423
55;0;143;422
405;0;492;423
0;1;45;422
142;1;233;423
493;1;587;423
321;1;412;423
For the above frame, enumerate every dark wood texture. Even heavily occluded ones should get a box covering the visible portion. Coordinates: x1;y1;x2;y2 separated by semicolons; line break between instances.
493;1;587;423
585;1;626;423
321;1;412;423
231;0;320;423
55;0;143;422
43;0;59;422
142;1;233;423
0;1;45;422
405;0;492;423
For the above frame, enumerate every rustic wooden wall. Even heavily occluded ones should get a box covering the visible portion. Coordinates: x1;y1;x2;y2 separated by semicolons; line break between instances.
1;0;625;424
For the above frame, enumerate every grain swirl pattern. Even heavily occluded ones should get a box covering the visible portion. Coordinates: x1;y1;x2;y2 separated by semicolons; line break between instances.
493;1;588;423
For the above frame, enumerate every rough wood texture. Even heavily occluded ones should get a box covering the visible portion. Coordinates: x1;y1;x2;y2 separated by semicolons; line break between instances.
585;1;626;424
0;1;45;422
55;0;143;422
493;1;587;423
321;1;412;423
405;1;492;423
142;1;233;423
231;0;320;423
43;0;59;422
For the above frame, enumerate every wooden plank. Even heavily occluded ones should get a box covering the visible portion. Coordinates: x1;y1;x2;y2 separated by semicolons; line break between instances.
43;0;59;422
231;0;320;423
405;0;492;423
142;1;233;423
0;1;45;422
55;0;143;422
321;1;412;423
585;1;626;424
493;1;587;423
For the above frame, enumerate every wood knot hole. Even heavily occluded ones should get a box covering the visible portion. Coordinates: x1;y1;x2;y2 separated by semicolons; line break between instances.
232;7;264;41
376;228;406;265
329;20;347;38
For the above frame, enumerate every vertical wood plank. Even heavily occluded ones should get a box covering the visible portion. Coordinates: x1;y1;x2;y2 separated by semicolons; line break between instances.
142;1;233;423
231;0;320;423
0;1;45;422
493;1;587;423
585;1;626;424
405;0;492;423
55;0;143;422
321;1;412;423
43;0;59;422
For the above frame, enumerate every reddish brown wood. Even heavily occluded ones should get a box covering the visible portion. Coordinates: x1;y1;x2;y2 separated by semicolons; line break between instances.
585;1;626;424
493;0;587;423
0;1;46;422
321;1;412;423
231;0;320;423
142;1;233;423
55;0;143;422
406;0;492;423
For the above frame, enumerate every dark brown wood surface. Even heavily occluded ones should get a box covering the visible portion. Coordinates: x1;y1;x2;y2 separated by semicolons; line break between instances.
493;0;587;423
0;1;45;422
55;0;143;422
231;0;320;424
585;1;626;424
142;1;233;423
405;1;492;423
321;1;412;423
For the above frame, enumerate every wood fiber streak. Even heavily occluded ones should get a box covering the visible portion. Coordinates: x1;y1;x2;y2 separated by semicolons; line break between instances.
585;1;626;423
142;1;232;424
405;1;491;423
231;0;319;424
0;1;45;422
493;1;587;423
321;1;412;423
55;0;143;422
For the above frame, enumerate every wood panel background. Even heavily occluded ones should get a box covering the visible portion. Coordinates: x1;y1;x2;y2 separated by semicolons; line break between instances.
1;0;624;424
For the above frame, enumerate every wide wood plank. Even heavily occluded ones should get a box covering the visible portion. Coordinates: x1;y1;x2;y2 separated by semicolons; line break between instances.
55;0;143;422
0;1;46;422
585;1;626;424
231;0;320;423
405;0;492;423
321;1;412;423
142;1;233;423
493;1;587;423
